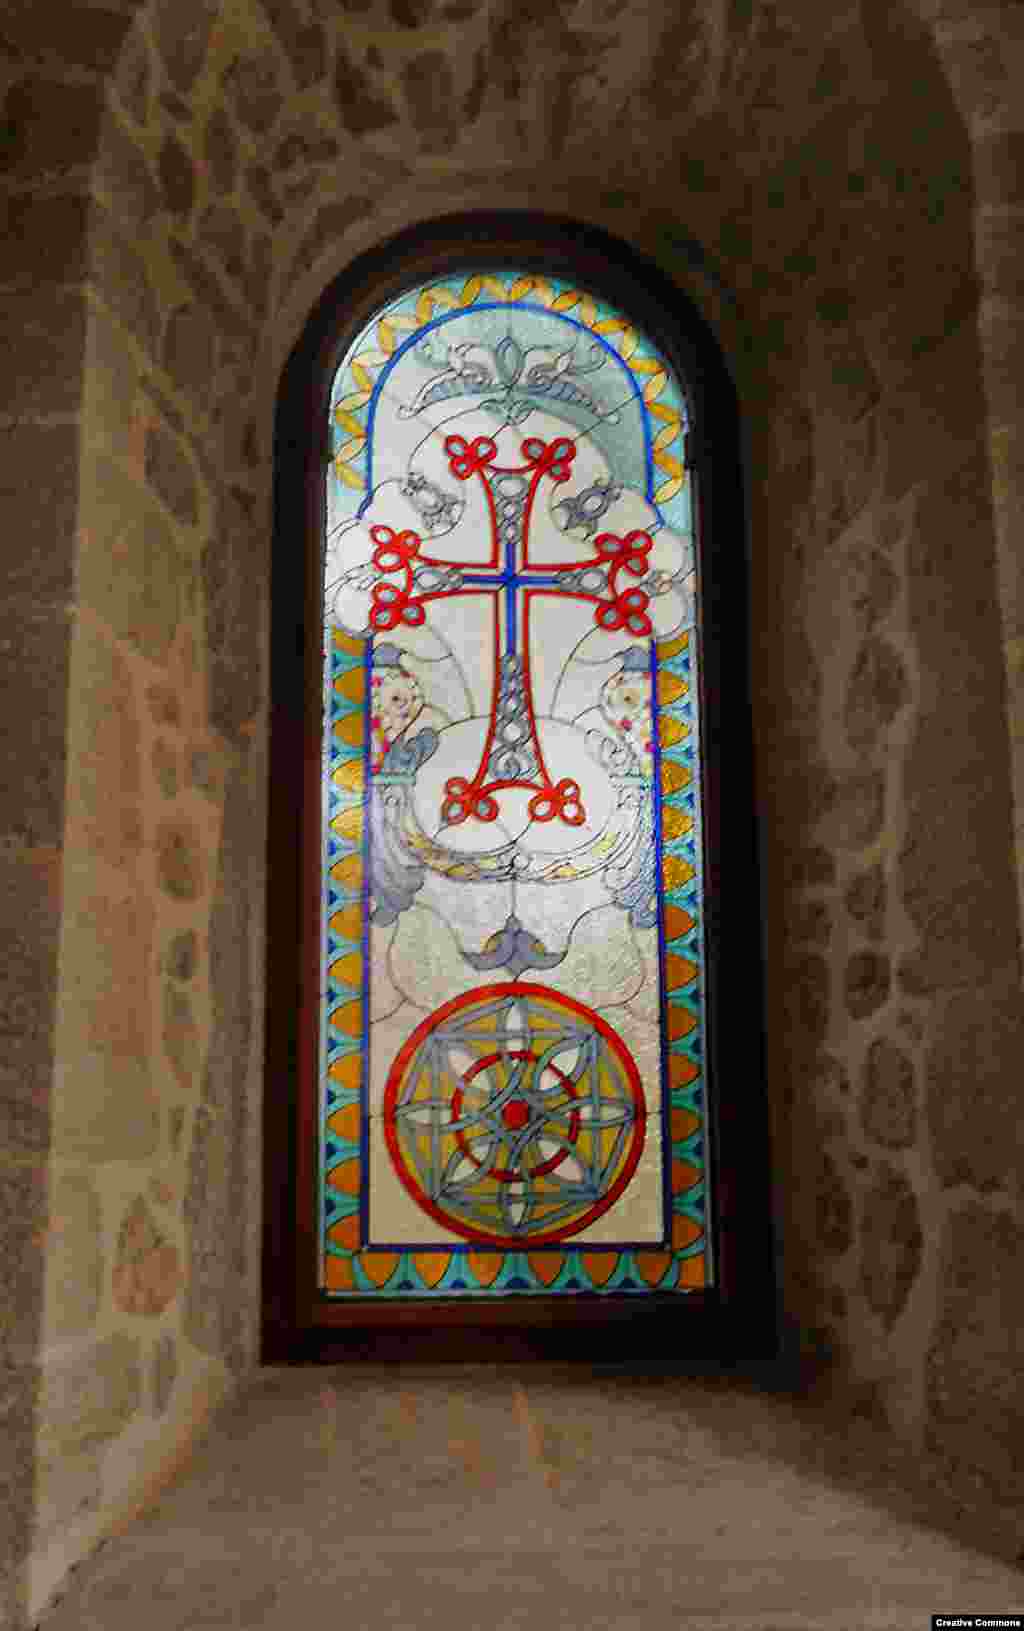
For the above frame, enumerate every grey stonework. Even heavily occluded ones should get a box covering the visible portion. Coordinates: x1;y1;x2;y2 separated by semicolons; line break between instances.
2;1;1023;1624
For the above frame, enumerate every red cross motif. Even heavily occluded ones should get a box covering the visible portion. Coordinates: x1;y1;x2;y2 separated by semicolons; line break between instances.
369;434;654;828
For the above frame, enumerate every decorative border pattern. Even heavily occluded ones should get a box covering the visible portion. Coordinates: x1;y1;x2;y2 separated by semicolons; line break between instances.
319;622;710;1297
330;273;687;522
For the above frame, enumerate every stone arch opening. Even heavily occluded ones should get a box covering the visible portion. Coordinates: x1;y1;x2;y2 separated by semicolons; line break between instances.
262;208;770;1358
5;0;1023;1619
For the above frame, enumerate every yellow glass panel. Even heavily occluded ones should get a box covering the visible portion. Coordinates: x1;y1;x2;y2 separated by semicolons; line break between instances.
327;1103;361;1142
324;1255;355;1290
660;805;692;842
468;1251;502;1287
328;1053;361;1091
331;854;363;890
663;855;695;890
665;952;698;991
334;668;366;703
672;1159;702;1193
635;1250;673;1286
582;1251;618;1287
669;1105;701;1141
332;759;364;793
672;1215;703;1250
656;630;690;659
658;714;689;749
329;1000;363;1038
667;1004;697;1042
660;759;691;795
331;806;364;842
663;904;695;940
361;1251;401;1288
327;1159;361;1195
333;715;364;748
656;670;688;705
676;1253;706;1289
328;951;362;990
413;1251;451;1288
669;1054;701;1090
328;1214;360;1251
527;1252;563;1287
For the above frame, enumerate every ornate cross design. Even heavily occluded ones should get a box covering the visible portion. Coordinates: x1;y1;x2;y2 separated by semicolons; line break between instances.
367;433;656;829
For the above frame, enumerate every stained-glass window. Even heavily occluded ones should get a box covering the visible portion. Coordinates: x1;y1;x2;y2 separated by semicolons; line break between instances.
317;269;710;1300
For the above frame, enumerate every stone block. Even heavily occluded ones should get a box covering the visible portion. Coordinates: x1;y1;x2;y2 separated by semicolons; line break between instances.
0;1361;38;1621
151;1330;178;1415
163;981;200;1091
158;131;195;220
94;118;161;230
926;1203;1024;1505
0;286;87;417
978;296;1024;427
976;207;1024;301
782;954;830;1054
203;768;252;1115
0;192;90;288
151;738;178;799
245;161;284;226
333;41;399;134
879;327;988;496
204;105;238;194
155;0;218;94
38;1332;142;1458
112;1195;183;1316
77;453;191;660
203;489;263;741
844;862;885;939
860;1037;916;1149
844;950;890;1019
817;770;885;850
163;302;220;395
3;76;103;181
0;1159;47;1365
90;210;161;352
167;237;254;343
402;51;458;152
156;817;205;902
859;1159;923;1329
225;46;285;133
146;423;199;528
33;1445;102;1548
85;303;143;448
54;884;159;1161
0;3;131;71
263;0;326;87
115;26;151;123
815;1150;853;1256
925;967;1024;1193
43;1171;103;1343
288;196;375;289
0;423;78;605
184;1106;247;1370
0;849;60;1155
843;637;910;756
198;202;246;284
0;599;71;848
73;622;143;869
899;454;1018;989
165;930;198;982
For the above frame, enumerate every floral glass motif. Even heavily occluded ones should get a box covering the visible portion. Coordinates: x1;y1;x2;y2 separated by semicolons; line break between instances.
319;271;710;1297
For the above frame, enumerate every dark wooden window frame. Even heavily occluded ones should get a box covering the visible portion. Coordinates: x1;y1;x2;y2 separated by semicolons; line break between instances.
263;211;775;1364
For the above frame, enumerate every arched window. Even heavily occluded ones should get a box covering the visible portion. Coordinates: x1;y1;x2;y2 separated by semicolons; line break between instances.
265;216;772;1359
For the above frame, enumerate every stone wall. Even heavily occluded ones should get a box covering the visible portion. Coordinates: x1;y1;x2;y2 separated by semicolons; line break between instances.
1;0;1022;1623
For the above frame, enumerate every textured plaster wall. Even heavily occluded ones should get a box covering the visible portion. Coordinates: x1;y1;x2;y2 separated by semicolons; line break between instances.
1;0;1022;1624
